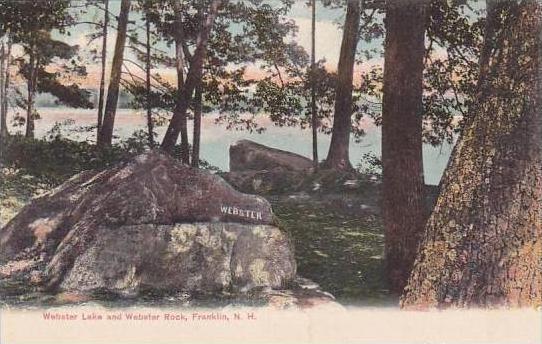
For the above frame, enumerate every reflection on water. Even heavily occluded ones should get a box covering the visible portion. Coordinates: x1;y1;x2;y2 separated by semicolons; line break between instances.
7;107;453;185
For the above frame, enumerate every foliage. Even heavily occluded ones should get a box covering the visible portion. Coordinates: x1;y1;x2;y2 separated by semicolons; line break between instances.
0;129;220;187
0;0;93;131
422;0;484;145
362;1;484;146
356;152;382;179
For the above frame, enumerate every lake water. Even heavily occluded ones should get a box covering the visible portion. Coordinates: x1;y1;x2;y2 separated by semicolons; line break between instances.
6;108;453;185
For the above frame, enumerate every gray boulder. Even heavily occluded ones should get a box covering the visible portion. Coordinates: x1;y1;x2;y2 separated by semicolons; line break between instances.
229;139;313;172
225;140;314;194
0;151;295;295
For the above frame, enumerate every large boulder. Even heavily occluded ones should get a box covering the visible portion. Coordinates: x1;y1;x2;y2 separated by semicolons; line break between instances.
229;139;313;172
0;151;295;296
225;140;313;194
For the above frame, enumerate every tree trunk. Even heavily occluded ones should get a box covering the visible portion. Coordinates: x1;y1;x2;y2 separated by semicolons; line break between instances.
310;0;319;171
192;82;202;168
401;0;542;308
25;49;37;139
1;38;12;139
321;0;360;171
169;0;190;163
96;0;109;139
381;0;427;293
0;43;5;139
191;3;205;168
97;0;131;147
161;0;223;155
145;15;154;147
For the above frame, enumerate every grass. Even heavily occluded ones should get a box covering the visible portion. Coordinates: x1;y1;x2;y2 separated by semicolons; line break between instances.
270;194;395;306
0;168;49;228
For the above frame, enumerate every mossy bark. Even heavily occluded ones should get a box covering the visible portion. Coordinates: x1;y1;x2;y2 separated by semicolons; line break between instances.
401;0;542;308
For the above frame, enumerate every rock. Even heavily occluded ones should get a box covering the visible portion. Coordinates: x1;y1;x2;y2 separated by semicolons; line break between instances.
222;168;305;195
59;223;294;294
240;276;341;310
0;151;295;296
224;140;315;194
343;179;360;190
229;140;313;172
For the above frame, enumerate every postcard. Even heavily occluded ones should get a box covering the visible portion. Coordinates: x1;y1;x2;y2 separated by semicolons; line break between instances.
0;0;540;343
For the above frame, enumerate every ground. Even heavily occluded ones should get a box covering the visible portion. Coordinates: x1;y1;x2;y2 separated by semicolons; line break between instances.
270;193;392;306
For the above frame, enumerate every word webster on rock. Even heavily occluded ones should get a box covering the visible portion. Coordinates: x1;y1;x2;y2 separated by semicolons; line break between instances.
220;205;263;220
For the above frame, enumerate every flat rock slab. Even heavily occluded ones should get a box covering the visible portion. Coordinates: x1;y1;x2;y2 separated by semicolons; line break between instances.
0;151;295;295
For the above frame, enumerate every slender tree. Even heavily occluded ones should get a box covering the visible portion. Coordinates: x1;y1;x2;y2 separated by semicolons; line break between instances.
381;0;428;293
161;0;223;154
310;0;318;170
402;0;542;308
321;0;361;171
96;0;109;137
0;43;5;139
98;0;131;147
191;2;205;168
1;38;11;139
25;42;38;138
168;0;190;163
192;80;202;167
145;13;154;147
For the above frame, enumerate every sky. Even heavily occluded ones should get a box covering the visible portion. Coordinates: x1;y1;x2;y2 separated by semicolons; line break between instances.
58;0;373;89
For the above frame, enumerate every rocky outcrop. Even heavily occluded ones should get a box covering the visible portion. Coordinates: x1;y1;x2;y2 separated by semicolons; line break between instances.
0;151;295;296
229;140;313;172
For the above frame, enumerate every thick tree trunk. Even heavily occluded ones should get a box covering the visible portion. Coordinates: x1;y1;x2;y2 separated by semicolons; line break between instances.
96;0;109;139
321;0;360;171
381;0;427;293
161;0;223;155
310;0;318;171
401;0;542;308
145;15;154;147
25;50;37;139
97;0;131;147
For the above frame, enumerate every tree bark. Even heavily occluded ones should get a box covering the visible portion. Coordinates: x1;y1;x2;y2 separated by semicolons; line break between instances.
96;0;109;139
381;0;427;293
321;0;361;171
25;48;38;139
0;43;5;139
1;38;12;139
97;0;131;147
310;0;319;171
401;0;542;308
192;81;202;168
169;0;190;163
161;0;223;155
191;3;205;168
145;15;154;147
